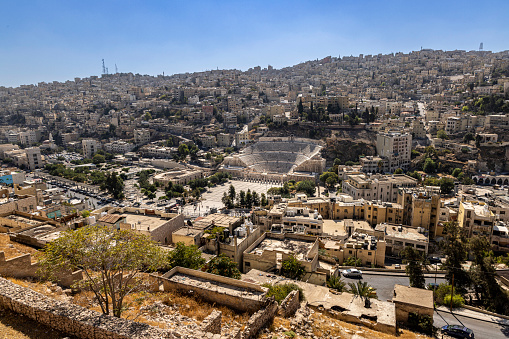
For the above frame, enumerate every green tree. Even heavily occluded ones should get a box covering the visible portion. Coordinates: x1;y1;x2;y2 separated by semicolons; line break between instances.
394;168;403;174
452;168;462;178
327;276;347;292
245;189;253;208
349;281;376;299
167;242;205;270
101;172;124;199
228;184;236;201
281;254;306;280
92;154;105;164
260;193;268;206
423;158;436;174
463;133;475;143
401;246;426;289
437;129;448;139
222;192;234;209
262;283;304;304
439;177;455;195
38;226;165;317
252;191;260;206
296;180;315;197
440;221;470;293
178;144;190;159
469;237;509;314
297;100;303;115
325;175;337;188
203;254;241;279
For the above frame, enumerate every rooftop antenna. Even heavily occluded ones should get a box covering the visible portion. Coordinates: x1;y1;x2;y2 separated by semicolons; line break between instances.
115;64;118;74
102;59;106;74
106;67;109;75
479;42;483;51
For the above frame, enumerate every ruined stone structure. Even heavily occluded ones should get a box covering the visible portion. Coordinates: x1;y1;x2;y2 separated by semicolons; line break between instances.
221;137;326;183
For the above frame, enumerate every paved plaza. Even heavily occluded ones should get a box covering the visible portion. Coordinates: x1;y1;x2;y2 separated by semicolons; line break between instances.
182;179;281;216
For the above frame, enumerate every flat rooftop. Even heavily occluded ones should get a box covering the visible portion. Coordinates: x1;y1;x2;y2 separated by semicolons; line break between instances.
173;227;202;237
392;284;433;309
115;212;169;231
192;213;241;230
377;224;428;243
249;236;315;261
322;220;348;238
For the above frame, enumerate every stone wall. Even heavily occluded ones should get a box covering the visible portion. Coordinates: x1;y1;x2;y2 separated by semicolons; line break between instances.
241;300;278;339
278;290;300;317
0;277;175;339
0;251;82;288
200;310;221;334
155;267;267;313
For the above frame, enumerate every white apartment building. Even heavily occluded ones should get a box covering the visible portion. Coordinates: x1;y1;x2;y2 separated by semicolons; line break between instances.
25;147;43;171
18;130;41;146
376;131;412;171
341;173;418;203
103;141;135;154
82;139;100;159
134;129;151;145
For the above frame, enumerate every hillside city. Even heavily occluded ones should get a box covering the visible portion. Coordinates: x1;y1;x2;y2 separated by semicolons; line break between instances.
1;48;509;338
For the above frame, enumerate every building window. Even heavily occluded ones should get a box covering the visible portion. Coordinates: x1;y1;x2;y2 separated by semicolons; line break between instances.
368;252;372;256
245;262;250;267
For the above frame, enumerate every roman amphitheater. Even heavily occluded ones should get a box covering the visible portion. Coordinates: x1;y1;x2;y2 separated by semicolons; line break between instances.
220;137;326;183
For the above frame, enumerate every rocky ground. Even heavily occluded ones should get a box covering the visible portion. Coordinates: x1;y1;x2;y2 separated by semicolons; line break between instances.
259;303;432;339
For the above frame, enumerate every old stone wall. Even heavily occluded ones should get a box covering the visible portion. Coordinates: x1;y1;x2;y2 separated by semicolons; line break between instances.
0;277;175;339
200;310;221;334
278;290;300;317
0;251;82;288
241;300;278;339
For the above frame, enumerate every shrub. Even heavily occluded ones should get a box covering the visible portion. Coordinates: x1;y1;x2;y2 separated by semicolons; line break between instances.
261;283;304;304
408;312;433;334
443;294;464;308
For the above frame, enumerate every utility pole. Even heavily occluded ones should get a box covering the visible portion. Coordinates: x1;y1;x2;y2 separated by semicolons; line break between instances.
450;273;454;312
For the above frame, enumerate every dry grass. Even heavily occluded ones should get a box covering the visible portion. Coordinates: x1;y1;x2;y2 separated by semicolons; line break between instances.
0;234;38;263
7;277;251;332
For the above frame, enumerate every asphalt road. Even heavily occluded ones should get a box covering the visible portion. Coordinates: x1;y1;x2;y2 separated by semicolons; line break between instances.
434;308;509;339
340;273;446;301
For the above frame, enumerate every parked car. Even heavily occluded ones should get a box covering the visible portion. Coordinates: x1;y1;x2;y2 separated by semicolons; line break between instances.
394;264;401;269
342;268;363;278
429;256;441;264
441;325;474;338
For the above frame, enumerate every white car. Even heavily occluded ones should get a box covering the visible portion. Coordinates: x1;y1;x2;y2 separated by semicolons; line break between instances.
342;268;363;278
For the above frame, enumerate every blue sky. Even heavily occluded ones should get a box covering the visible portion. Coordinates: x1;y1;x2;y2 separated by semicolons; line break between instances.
1;0;508;87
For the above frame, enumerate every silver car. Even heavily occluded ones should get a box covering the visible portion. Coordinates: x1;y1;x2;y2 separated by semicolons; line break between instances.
342;268;363;278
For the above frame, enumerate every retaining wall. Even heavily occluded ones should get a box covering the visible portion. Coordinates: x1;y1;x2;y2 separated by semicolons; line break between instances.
200;310;222;334
242;300;279;339
0;277;175;339
278;290;300;317
0;251;82;288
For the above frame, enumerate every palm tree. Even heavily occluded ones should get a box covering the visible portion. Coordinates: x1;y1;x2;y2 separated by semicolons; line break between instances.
327;276;346;292
349;281;376;299
349;281;376;308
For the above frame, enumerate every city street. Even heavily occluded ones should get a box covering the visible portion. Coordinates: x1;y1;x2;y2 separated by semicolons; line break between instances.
434;308;509;339
340;272;446;301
